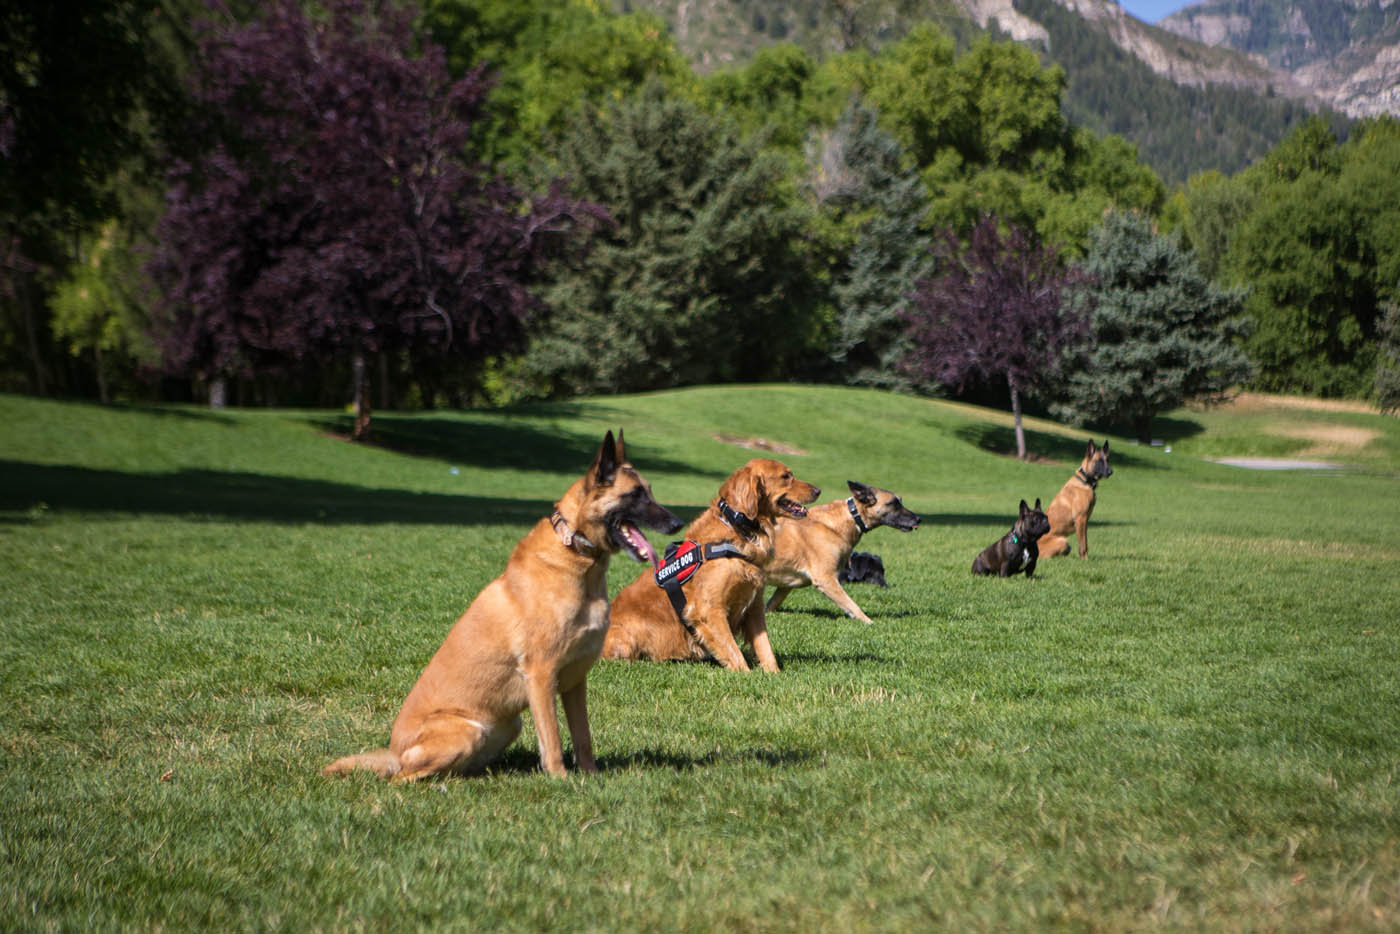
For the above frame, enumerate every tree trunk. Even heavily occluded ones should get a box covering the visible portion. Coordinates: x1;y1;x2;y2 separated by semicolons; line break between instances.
377;352;392;413
352;350;372;442
1134;414;1152;445
1010;381;1027;460
18;271;50;396
209;376;228;409
94;344;109;404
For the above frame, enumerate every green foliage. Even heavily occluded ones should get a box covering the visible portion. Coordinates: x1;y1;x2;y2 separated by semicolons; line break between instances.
837;26;1163;255
1170;169;1257;282
520;82;819;396
1222;117;1400;396
49;220;159;399
813;101;933;387
423;0;693;170
1053;211;1254;441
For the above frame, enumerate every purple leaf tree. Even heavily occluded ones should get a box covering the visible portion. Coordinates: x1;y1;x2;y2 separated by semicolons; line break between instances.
901;216;1090;460
149;0;604;439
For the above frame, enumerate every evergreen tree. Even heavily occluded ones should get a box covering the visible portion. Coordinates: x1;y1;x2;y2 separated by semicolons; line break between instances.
816;101;933;388
1053;211;1255;443
520;81;817;397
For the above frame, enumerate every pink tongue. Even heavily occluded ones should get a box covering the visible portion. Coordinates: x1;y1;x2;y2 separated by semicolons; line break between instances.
626;524;659;567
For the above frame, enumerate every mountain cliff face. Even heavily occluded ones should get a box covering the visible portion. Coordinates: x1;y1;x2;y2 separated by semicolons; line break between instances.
1158;0;1400;116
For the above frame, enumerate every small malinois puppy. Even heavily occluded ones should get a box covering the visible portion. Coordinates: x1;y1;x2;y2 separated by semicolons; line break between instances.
323;430;681;781
765;481;920;624
603;458;820;672
972;498;1050;578
1038;439;1113;559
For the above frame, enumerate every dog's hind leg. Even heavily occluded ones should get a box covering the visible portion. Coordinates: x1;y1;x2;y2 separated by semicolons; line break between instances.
1038;534;1070;557
765;586;793;614
740;598;780;673
322;748;402;779
392;712;522;783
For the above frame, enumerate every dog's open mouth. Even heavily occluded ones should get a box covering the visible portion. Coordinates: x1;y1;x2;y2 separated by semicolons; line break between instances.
613;521;659;566
778;496;809;519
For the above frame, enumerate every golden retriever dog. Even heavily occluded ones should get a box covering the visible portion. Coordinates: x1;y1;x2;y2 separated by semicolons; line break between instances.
1037;439;1113;559
602;458;819;672
764;481;920;623
323;431;681;781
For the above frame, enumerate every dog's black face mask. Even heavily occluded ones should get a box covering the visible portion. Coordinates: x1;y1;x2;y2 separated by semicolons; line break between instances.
881;498;921;532
606;484;682;566
1090;442;1112;479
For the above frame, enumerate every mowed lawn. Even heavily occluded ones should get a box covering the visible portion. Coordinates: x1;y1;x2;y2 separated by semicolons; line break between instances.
2;385;1398;929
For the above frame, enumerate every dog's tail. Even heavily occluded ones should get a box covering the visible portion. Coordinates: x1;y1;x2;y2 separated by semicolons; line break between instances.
322;748;401;779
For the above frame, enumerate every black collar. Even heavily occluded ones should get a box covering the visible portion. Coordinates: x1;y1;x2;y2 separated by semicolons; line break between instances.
846;497;869;535
716;498;761;539
1075;468;1099;489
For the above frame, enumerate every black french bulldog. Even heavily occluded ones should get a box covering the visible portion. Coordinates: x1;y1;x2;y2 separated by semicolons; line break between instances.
972;499;1051;578
838;552;888;588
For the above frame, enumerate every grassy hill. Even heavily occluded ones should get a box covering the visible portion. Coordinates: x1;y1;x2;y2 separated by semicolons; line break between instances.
2;386;1398;927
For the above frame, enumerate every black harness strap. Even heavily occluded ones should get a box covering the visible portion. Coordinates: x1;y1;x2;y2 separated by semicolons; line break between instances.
654;540;750;631
1075;468;1099;488
846;497;869;535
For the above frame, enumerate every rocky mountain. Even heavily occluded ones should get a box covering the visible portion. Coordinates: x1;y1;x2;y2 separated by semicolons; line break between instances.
1158;0;1400;116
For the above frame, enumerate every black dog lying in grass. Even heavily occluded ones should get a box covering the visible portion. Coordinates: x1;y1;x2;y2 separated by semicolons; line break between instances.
838;552;887;588
972;499;1050;578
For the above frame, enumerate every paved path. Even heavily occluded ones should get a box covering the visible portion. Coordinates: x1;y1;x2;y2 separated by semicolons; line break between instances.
1209;457;1346;470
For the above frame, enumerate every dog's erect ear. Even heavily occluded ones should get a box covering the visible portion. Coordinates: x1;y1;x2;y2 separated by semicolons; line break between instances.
615;429;627;465
847;480;877;506
592;430;619;487
719;462;762;519
1034;498;1042;510
1085;440;1097;458
1019;499;1029;516
1101;440;1110;454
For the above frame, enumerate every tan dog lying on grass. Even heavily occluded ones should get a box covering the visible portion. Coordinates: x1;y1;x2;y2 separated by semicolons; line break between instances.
603;458;820;672
323;431;681;781
765;481;920;624
1038;439;1113;559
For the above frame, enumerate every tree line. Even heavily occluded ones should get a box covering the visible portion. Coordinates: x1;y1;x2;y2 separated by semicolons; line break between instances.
2;0;1396;447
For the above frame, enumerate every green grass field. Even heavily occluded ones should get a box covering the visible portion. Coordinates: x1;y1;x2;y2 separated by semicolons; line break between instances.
3;385;1398;929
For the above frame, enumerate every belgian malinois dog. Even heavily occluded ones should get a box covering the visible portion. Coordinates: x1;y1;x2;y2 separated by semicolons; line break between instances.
1037;440;1113;559
603;458;820;672
973;498;1050;578
765;481;920;624
323;431;681;781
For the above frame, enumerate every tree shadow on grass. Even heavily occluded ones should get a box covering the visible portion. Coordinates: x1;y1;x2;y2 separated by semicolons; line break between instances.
0;459;555;526
953;423;1176;470
311;412;722;480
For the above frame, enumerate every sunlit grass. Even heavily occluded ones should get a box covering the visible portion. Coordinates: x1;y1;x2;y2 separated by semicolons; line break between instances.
2;386;1398;928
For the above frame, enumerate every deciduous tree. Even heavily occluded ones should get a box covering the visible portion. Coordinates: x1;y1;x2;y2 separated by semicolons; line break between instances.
150;0;601;438
902;215;1089;459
